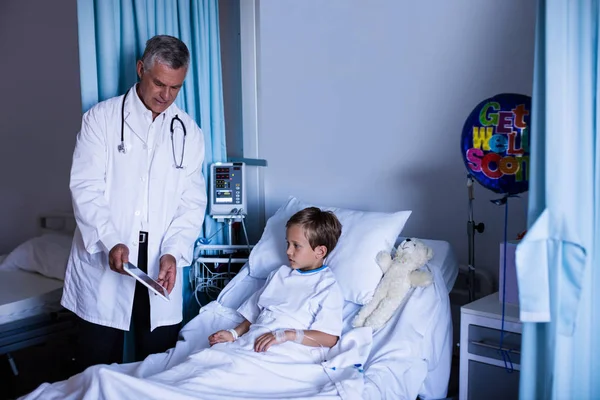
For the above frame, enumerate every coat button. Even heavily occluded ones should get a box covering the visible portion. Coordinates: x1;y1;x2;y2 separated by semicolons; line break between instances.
135;210;140;216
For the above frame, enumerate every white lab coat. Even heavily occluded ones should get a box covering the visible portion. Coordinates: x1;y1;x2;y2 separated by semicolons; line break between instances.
62;85;207;331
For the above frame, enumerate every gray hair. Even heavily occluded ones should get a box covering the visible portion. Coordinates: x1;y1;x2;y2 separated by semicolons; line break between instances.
141;35;190;71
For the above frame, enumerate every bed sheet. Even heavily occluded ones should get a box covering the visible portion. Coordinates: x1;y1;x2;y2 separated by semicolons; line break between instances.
24;272;451;400
0;270;64;325
23;303;372;400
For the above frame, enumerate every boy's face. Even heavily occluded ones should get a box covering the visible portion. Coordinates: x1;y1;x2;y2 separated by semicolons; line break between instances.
285;224;326;271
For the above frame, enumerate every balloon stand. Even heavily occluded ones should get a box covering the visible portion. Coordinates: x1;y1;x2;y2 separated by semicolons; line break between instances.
466;175;485;302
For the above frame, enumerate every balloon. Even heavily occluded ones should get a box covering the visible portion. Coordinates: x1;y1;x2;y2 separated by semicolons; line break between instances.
461;93;531;195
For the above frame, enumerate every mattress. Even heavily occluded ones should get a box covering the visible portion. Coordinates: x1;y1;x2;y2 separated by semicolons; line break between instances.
0;270;64;325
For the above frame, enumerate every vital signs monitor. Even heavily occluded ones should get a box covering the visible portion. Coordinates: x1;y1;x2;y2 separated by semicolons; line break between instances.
209;162;246;217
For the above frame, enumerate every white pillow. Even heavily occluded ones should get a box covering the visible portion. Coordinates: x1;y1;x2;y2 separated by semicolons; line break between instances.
248;196;412;305
0;233;72;280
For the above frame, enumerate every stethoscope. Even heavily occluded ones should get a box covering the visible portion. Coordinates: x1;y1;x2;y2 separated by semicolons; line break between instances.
118;87;187;169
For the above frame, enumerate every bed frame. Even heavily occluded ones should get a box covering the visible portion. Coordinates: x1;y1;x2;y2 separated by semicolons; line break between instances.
0;214;78;378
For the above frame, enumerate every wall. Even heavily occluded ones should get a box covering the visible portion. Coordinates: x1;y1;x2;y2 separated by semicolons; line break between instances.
0;0;536;286
0;0;82;253
244;0;536;285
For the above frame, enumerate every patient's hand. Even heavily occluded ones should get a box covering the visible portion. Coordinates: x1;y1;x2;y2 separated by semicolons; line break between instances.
254;331;289;353
208;330;235;346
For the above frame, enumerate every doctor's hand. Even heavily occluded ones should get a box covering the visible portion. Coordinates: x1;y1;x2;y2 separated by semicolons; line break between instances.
108;244;130;274
157;254;177;294
208;330;235;346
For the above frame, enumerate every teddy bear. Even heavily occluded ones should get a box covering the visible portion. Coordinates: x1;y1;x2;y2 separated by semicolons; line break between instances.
352;238;434;331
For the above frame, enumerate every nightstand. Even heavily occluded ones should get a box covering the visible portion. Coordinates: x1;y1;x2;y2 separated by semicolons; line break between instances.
459;292;522;400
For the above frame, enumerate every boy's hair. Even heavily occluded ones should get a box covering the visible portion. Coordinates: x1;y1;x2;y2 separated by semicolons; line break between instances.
286;207;342;256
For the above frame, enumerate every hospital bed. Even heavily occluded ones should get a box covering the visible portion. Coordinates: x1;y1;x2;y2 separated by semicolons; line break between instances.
212;238;458;399
0;215;76;374
24;197;457;400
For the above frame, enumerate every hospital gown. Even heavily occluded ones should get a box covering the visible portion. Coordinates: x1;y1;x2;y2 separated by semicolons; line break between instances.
238;264;344;338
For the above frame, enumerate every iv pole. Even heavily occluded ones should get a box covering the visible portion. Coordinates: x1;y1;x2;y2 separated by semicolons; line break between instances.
467;175;485;302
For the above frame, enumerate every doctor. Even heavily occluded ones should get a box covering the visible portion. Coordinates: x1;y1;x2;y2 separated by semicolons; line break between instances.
63;35;207;372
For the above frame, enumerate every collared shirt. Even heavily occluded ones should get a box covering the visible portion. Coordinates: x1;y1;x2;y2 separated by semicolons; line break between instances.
130;85;170;232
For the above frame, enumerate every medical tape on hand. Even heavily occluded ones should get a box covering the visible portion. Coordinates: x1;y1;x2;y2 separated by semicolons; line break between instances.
228;328;239;341
274;329;287;343
294;329;304;343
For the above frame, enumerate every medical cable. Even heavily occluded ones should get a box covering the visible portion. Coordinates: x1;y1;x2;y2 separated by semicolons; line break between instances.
193;260;233;305
193;265;221;306
298;331;328;361
191;209;251;307
197;224;227;245
272;329;327;355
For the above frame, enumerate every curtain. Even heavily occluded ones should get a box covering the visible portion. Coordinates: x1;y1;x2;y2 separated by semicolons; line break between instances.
516;0;600;398
76;0;226;326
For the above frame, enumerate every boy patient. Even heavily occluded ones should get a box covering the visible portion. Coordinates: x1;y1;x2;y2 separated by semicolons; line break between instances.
209;207;344;353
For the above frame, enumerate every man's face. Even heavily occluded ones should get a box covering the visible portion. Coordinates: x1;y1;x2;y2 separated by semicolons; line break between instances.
136;60;187;118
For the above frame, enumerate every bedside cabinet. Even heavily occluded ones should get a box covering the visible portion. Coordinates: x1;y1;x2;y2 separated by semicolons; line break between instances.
459;292;522;400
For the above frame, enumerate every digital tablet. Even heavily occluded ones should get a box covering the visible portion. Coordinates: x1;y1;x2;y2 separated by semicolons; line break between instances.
123;262;170;302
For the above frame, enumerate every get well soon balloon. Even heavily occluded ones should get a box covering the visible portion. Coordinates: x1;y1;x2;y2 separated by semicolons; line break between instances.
461;93;531;195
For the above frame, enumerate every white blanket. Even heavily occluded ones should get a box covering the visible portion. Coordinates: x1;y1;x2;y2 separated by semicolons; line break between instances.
21;302;373;400
21;246;453;400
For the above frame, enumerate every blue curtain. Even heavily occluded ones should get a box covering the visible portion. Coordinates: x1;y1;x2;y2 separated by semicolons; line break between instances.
516;1;600;398
76;0;226;325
